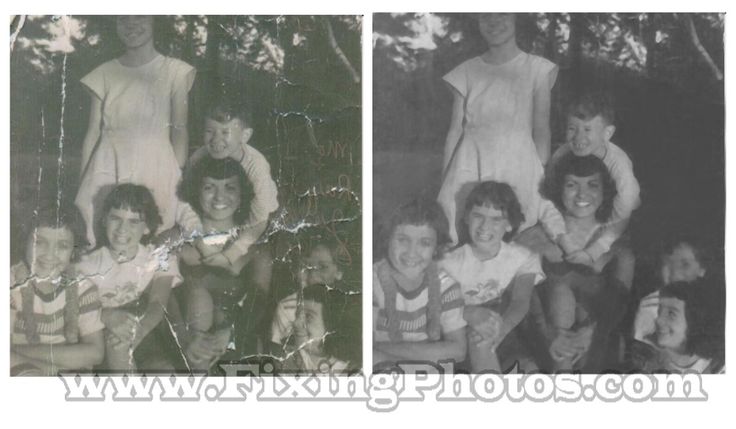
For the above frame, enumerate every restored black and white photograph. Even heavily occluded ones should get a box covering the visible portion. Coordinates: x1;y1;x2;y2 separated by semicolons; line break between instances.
373;12;725;374
9;15;362;375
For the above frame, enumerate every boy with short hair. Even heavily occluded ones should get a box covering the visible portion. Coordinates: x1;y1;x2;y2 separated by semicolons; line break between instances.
547;91;640;278
188;99;279;270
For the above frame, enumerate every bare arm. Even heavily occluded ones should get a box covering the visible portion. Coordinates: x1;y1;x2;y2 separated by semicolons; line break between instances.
373;327;467;364
80;94;103;178
11;330;105;371
443;88;465;174
532;82;552;165
170;88;190;168
135;275;174;345
498;273;536;341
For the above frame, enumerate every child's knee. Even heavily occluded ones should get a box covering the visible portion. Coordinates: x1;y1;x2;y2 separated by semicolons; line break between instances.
546;282;576;328
612;247;636;289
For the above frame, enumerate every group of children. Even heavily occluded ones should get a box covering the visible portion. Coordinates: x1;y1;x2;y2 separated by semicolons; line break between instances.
373;13;724;374
11;16;355;375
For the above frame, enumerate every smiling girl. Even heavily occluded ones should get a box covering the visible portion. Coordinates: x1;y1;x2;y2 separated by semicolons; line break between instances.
373;199;467;370
76;184;182;372
441;181;544;372
177;155;261;370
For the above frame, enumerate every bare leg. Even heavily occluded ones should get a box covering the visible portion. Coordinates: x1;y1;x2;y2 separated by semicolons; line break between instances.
468;328;501;373
105;333;136;373
546;282;576;371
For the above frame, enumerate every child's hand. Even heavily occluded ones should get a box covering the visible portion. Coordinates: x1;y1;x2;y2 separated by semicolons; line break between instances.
469;310;503;344
103;310;141;344
557;234;581;256
194;238;218;257
565;250;594;267
202;252;232;270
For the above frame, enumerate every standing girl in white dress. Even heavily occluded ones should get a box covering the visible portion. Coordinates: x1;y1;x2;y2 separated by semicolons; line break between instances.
439;13;558;244
76;16;196;247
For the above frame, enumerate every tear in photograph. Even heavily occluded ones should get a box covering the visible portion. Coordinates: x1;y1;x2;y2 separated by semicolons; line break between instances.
10;15;362;376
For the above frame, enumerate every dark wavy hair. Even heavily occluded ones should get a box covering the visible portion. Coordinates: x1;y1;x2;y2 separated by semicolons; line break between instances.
97;184;162;246
462;181;524;242
301;283;355;364
545;153;617;223
23;200;87;263
179;155;254;225
659;280;720;360
381;198;450;260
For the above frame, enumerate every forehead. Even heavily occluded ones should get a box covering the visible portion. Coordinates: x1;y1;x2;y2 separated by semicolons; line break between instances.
567;114;606;127
303;300;324;314
307;245;336;263
205;118;244;130
107;206;144;220
478;13;513;23
660;297;686;314
202;176;240;186
117;16;152;25
469;203;505;217
33;226;74;242
563;172;602;183
668;243;699;261
393;223;437;240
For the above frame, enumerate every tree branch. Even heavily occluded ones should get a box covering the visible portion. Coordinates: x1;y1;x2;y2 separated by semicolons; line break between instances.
682;14;723;81
323;18;360;84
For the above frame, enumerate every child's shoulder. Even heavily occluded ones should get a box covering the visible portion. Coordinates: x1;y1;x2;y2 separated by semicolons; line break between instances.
76;247;109;274
606;141;635;165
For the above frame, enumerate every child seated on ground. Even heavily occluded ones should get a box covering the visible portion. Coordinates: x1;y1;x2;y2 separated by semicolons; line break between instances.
633;280;723;373
547;91;639;289
534;154;629;371
187;97;279;272
271;238;344;349
441;181;544;373
373;199;467;370
77;184;182;372
633;236;708;345
279;284;354;375
10;202;104;376
178;156;270;370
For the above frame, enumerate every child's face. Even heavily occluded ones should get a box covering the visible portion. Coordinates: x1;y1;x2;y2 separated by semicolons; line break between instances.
199;176;241;222
478;13;516;47
388;223;437;281
562;172;603;219
26;226;74;279
303;245;343;286
105;207;150;255
661;243;706;285
293;299;327;355
116;16;153;49
566;115;614;157
466;204;511;258
655;297;688;352
204;118;252;160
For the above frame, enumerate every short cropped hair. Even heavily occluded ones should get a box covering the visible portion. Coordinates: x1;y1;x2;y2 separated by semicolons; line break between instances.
463;181;524;241
567;91;616;125
98;184;162;246
23;200;87;262
382;198;450;259
204;96;254;129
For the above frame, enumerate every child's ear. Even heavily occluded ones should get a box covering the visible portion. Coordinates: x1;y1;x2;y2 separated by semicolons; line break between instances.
604;124;616;141
241;127;254;144
335;269;343;281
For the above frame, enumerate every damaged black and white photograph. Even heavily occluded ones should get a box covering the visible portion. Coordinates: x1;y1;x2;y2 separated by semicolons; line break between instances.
10;15;362;375
373;13;725;374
